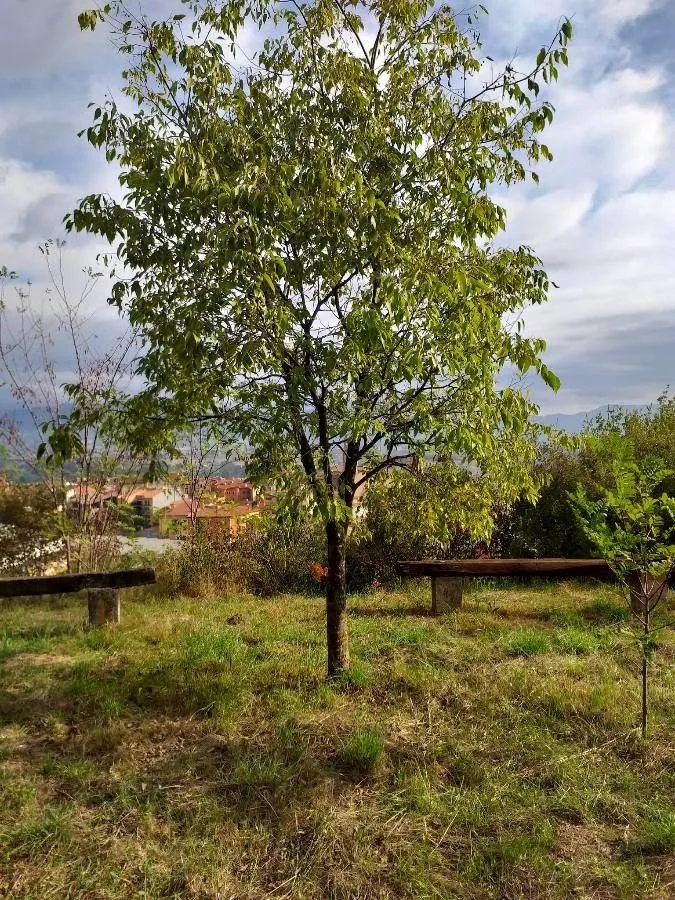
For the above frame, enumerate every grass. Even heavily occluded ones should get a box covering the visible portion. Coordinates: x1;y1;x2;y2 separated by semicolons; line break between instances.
336;728;384;775
0;581;673;898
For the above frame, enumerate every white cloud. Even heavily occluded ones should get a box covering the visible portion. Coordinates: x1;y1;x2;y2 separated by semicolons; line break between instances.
0;0;107;78
484;0;657;45
481;0;675;412
0;160;64;240
0;0;673;416
542;69;667;193
525;188;675;328
598;0;654;25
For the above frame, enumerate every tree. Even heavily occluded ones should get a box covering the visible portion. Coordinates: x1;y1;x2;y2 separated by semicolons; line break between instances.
0;242;142;572
0;482;64;576
68;0;572;674
570;448;675;739
172;422;231;532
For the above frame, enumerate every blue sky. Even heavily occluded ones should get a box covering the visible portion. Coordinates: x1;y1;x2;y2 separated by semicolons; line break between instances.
0;0;673;413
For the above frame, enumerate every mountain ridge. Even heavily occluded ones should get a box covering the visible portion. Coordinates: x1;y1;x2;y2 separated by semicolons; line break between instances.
535;404;649;434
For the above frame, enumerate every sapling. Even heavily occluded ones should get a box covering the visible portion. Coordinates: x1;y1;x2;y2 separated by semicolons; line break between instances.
570;451;675;739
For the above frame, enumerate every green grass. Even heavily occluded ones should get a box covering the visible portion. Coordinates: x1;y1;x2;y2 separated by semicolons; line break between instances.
336;727;384;775
0;582;673;898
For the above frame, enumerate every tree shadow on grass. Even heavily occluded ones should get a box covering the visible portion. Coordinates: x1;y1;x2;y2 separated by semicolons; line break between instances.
0;655;352;841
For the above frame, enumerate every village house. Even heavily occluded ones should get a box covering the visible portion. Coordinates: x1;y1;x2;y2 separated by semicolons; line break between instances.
67;484;182;529
205;477;256;503
158;498;261;538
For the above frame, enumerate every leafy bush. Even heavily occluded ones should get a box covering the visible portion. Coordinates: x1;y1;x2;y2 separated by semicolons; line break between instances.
136;512;326;598
238;514;326;596
346;460;521;589
502;395;675;559
152;536;244;597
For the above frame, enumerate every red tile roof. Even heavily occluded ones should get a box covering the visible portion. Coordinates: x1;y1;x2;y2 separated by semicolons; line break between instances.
160;499;257;519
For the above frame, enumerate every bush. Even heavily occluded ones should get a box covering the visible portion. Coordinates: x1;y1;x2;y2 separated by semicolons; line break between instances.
238;515;326;595
501;395;675;559
153;537;245;597
140;513;327;598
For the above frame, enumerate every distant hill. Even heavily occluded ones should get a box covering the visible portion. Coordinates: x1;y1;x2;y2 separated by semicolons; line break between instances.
536;405;649;435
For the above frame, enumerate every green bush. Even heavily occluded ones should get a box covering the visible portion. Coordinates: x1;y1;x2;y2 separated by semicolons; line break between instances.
502;395;675;559
133;513;326;598
238;515;325;596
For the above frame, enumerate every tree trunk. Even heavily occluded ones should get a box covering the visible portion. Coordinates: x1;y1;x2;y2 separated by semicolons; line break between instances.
325;518;349;677
641;648;648;740
641;601;650;741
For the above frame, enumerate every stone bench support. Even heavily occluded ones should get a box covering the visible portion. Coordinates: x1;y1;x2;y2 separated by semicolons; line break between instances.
431;576;463;614
88;588;121;626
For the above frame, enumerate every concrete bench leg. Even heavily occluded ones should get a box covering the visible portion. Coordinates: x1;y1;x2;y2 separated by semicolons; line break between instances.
431;577;463;614
88;588;120;627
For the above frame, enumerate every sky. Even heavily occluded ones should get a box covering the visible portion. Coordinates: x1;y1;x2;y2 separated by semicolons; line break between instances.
0;0;673;415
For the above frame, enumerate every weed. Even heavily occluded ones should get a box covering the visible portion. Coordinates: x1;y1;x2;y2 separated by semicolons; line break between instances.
585;594;629;624
335;660;373;690
625;806;675;856
503;628;550;657
554;627;599;655
336;728;384;775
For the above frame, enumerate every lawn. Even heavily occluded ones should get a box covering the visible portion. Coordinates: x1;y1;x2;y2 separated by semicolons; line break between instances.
0;581;673;899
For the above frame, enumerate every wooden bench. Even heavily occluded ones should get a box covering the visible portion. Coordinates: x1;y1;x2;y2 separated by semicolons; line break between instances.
397;559;615;614
0;568;156;626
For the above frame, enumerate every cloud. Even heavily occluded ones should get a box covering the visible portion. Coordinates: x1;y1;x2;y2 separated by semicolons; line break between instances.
0;0;673;419
483;0;658;48
480;0;674;412
542;69;666;194
0;0;108;80
0;160;65;243
528;310;675;413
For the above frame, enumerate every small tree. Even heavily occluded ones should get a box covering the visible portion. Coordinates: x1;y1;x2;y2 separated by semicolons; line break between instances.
570;451;675;739
0;482;64;576
173;422;230;532
69;0;572;674
0;242;143;571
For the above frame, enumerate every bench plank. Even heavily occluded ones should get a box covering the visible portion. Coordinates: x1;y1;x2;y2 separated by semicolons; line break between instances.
0;568;156;598
399;559;614;578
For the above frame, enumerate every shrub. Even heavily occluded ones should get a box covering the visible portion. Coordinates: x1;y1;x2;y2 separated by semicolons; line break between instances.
237;514;326;595
139;513;326;598
502;395;675;559
0;483;64;575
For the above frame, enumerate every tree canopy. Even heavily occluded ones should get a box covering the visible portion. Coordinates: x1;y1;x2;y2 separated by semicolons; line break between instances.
69;0;572;673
